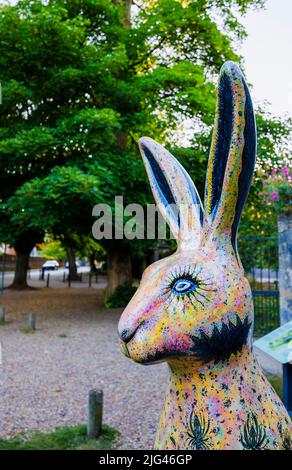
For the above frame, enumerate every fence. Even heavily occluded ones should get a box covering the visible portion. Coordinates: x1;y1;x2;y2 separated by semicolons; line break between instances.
238;237;279;337
1;238;281;336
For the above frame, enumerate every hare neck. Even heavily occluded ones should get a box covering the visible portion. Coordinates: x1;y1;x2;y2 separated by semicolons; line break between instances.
154;347;263;450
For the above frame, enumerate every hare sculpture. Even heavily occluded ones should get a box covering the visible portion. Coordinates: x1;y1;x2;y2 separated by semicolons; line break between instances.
118;61;291;450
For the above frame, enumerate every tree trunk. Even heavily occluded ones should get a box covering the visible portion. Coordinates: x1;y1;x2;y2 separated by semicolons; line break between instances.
89;254;97;273
10;250;30;289
106;242;132;294
67;247;80;281
106;0;133;295
9;232;40;289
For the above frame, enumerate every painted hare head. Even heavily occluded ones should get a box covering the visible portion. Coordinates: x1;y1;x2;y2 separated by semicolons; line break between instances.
119;61;256;366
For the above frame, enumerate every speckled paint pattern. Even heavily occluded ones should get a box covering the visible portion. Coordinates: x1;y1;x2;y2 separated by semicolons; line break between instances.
118;62;292;450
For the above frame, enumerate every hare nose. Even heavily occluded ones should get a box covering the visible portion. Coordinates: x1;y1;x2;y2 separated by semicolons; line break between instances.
119;328;136;344
119;320;145;343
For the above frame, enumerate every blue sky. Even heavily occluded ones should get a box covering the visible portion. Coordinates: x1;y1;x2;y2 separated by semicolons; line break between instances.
241;0;292;117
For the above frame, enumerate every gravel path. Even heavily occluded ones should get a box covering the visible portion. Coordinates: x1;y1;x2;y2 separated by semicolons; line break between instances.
0;289;168;449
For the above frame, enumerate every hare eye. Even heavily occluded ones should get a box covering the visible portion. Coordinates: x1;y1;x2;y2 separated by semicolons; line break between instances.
163;266;217;306
172;278;197;296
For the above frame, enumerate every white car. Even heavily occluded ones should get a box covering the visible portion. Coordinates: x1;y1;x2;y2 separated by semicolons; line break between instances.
65;260;80;269
42;260;59;271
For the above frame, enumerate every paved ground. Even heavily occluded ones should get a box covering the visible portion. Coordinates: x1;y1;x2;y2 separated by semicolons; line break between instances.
0;288;282;449
1;268;107;289
0;288;167;449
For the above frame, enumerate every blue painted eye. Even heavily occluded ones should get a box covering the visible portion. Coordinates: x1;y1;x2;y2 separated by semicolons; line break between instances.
171;278;197;296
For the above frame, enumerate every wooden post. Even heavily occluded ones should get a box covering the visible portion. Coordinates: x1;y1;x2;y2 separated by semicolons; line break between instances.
87;389;103;438
89;273;92;288
0;307;5;323
80;272;83;283
28;313;36;331
68;275;71;288
46;273;50;288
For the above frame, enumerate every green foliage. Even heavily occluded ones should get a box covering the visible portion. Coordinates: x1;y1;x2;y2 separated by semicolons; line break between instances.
104;283;137;308
0;424;119;450
1;166;103;241
76;238;106;262
239;111;292;237
0;0;277;267
259;166;291;215
40;240;67;261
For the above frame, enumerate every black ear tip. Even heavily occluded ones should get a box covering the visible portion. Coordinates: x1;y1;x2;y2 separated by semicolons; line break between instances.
139;136;154;146
220;61;245;84
138;136;157;155
139;136;149;145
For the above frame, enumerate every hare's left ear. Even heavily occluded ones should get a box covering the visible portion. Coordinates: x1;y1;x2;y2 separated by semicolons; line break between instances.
204;61;256;252
139;137;204;248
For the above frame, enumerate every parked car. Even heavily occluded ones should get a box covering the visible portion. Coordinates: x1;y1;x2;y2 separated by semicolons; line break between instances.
42;260;59;271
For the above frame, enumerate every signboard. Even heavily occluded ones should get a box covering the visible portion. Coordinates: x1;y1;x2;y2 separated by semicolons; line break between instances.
254;321;292;364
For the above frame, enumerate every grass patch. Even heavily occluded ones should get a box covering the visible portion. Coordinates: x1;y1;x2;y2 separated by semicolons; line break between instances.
266;374;283;400
0;424;119;450
21;327;36;334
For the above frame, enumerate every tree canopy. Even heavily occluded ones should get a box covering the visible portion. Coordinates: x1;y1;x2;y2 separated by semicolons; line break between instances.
1;0;289;289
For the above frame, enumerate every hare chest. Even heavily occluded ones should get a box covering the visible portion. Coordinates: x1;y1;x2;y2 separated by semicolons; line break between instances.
154;352;292;450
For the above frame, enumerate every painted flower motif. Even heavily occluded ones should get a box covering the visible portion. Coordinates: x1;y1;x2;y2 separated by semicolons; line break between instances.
186;408;211;450
240;413;268;450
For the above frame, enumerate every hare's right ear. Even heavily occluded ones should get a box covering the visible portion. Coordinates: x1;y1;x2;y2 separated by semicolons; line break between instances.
204;62;256;253
139;137;204;248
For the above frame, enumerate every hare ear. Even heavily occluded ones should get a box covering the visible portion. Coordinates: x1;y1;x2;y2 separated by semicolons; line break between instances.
139;137;204;248
204;61;256;252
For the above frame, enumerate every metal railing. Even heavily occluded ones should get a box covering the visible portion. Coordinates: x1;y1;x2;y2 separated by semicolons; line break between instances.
238;237;280;336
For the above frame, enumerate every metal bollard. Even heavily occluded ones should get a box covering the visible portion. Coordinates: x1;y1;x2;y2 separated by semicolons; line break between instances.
87;389;103;438
46;273;50;288
0;306;5;323
28;313;36;331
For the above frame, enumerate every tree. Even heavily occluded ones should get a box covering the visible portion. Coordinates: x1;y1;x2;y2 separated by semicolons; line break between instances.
240;111;292;237
39;240;67;261
0;0;266;290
